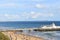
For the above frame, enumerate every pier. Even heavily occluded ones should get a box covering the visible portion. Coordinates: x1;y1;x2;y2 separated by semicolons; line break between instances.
0;27;60;32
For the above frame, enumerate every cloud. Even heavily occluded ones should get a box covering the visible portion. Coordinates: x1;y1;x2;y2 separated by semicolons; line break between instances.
0;3;16;7
29;12;54;18
0;12;54;21
0;14;20;21
32;0;45;1
31;13;53;18
21;12;54;19
0;3;33;8
35;4;46;8
4;14;20;19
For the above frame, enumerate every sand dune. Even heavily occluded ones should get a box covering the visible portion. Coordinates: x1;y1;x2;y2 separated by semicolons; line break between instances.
2;32;44;40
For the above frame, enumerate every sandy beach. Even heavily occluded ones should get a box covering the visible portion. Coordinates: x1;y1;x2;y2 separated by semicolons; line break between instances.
2;31;44;40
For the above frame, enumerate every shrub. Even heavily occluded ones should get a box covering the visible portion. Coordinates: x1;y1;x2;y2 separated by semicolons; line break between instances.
0;32;10;40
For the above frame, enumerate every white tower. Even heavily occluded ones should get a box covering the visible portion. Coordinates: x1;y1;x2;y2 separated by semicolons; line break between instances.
52;23;56;28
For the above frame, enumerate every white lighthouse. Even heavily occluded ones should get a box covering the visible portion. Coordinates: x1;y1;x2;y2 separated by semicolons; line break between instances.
52;23;56;28
41;23;57;29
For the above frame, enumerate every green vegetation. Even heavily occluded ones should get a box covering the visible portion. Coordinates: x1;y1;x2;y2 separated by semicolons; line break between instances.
0;32;10;40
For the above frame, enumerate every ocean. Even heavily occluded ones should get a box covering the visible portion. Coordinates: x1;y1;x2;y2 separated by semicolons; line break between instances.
0;21;60;29
0;21;60;40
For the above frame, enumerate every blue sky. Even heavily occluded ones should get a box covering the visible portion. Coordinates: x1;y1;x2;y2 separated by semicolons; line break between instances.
0;0;60;21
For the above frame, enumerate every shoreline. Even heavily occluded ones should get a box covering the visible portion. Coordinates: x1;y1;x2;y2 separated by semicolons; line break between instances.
2;31;44;40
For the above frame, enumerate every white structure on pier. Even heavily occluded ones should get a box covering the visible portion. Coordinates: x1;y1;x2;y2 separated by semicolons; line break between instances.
41;23;60;29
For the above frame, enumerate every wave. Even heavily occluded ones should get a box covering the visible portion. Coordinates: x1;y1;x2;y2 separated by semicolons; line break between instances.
0;26;15;30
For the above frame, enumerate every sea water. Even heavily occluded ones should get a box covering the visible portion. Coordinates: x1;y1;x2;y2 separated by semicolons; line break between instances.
0;21;60;40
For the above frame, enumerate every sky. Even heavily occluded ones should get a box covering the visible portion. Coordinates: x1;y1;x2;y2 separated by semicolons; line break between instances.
0;0;60;21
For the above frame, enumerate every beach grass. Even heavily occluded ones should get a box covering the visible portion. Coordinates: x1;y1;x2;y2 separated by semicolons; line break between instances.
0;32;10;40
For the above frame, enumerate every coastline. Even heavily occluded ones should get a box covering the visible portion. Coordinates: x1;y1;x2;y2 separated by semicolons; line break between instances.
2;31;44;40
